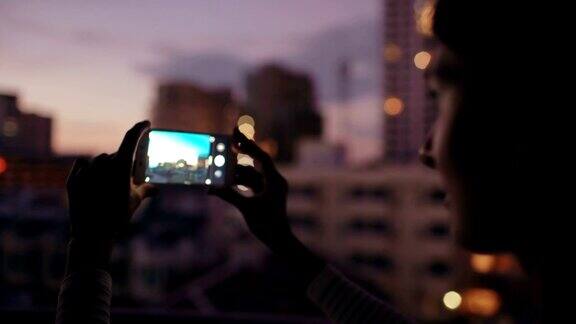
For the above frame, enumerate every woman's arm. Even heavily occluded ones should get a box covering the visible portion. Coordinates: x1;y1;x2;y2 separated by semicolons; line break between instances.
212;129;413;324
56;121;155;324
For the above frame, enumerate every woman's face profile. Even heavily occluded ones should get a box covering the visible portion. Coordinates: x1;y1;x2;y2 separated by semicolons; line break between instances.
421;45;518;253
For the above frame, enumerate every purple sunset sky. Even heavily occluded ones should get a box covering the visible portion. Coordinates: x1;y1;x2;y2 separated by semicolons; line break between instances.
0;0;383;164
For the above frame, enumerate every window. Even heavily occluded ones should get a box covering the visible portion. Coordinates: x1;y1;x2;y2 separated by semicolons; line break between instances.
348;186;393;201
346;218;392;235
427;222;450;238
426;260;452;277
349;253;394;272
290;185;318;199
426;188;446;205
288;213;318;231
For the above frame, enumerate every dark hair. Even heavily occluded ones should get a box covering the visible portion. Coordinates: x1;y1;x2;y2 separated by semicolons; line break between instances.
433;0;531;64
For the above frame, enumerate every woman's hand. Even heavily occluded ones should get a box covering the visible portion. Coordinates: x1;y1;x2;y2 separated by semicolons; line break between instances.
65;121;156;272
211;128;325;284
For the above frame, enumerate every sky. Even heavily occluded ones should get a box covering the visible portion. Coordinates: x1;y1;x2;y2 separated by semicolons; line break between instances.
0;0;382;164
148;130;211;167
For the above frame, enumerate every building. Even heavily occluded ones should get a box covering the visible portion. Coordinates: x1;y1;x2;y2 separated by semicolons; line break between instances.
151;82;238;134
0;93;52;158
382;0;437;163
244;64;323;163
280;165;466;321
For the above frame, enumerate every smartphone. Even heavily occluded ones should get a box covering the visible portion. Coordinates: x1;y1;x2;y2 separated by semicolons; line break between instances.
133;129;233;188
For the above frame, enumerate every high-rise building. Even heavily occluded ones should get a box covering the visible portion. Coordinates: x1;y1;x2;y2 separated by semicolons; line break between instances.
382;0;437;163
244;64;323;163
0;93;52;158
151;82;238;134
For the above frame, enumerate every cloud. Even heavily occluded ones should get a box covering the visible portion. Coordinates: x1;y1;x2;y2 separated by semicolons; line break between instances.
140;52;248;91
286;18;381;102
142;17;380;103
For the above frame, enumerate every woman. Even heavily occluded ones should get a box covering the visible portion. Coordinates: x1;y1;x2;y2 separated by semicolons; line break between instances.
56;0;547;322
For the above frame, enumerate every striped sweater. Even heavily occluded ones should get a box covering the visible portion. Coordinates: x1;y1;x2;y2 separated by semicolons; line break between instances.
56;266;413;324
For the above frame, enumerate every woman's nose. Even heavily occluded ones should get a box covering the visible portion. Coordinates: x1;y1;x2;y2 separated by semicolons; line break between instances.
419;132;436;169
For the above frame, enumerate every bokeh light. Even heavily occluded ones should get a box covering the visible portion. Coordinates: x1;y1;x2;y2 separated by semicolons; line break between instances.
0;157;7;174
470;254;497;274
443;291;462;310
2;120;19;137
237;154;254;167
238;123;255;140
384;97;404;116
462;288;501;317
414;51;432;70
237;115;255;127
258;139;278;158
414;0;435;36
384;43;402;62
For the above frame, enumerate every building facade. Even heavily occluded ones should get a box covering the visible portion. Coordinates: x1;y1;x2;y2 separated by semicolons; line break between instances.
281;165;465;321
382;0;437;163
244;64;323;163
0;93;52;158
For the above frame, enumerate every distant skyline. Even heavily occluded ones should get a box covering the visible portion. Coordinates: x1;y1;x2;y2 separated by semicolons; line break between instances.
0;0;382;164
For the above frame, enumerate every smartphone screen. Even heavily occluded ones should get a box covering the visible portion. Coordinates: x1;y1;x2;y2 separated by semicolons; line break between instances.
134;129;231;187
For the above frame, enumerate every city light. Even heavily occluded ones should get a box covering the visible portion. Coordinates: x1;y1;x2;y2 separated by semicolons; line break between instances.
384;43;402;62
0;156;7;174
384;97;404;116
236;153;254;192
237;154;254;167
414;0;434;36
462;288;501;317
237;115;255;127
414;51;432;70
443;291;462;310
205;179;212;185
238;123;255;139
2;120;19;137
470;254;496;273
